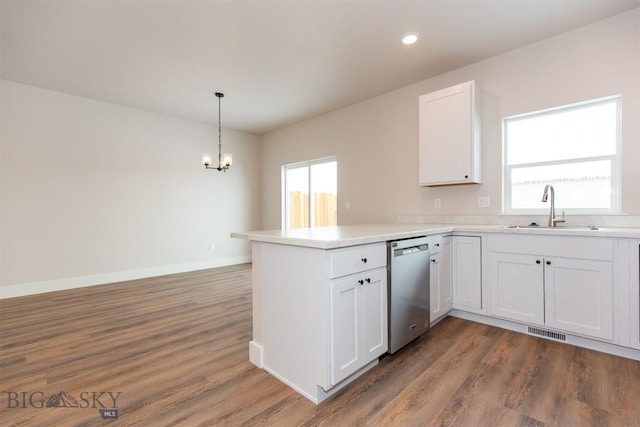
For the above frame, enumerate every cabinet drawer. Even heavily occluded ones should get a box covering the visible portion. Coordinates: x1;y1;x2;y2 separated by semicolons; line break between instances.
329;243;386;279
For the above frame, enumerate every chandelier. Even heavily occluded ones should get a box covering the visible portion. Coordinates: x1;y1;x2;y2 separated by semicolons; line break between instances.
203;92;232;172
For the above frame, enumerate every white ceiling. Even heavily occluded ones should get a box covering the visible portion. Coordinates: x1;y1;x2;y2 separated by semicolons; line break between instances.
2;0;639;135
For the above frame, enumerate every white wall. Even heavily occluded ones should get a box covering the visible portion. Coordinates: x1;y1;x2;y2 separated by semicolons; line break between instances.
2;9;638;297
260;9;640;229
0;80;261;297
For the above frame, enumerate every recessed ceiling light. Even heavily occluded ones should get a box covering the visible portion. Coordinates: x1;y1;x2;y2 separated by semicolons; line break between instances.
402;32;419;45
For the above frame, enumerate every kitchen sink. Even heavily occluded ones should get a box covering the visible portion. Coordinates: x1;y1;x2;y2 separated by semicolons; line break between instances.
502;224;600;231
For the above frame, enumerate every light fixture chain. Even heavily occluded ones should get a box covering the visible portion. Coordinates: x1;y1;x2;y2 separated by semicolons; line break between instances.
204;92;229;172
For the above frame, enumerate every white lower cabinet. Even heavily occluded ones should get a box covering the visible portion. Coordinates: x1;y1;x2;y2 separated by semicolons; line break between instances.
329;267;387;386
490;252;544;325
544;257;613;339
629;239;640;350
488;235;615;341
247;232;639;405
452;235;482;311
430;235;452;323
251;241;388;403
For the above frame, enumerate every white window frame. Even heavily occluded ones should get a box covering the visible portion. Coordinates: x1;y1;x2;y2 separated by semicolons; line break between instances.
281;156;337;229
503;96;621;215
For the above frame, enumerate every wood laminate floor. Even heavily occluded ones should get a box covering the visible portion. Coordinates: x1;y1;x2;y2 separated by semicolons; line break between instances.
1;264;639;426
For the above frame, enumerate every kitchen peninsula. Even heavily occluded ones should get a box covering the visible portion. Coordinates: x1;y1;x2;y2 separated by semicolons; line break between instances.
232;224;640;403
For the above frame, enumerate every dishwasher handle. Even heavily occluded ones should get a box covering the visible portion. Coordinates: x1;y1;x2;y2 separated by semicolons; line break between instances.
394;244;428;257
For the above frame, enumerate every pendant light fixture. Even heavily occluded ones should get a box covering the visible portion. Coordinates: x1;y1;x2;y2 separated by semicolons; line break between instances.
203;92;232;172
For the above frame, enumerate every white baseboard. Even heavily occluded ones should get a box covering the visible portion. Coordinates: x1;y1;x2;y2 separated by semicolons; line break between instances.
0;255;251;299
249;341;264;368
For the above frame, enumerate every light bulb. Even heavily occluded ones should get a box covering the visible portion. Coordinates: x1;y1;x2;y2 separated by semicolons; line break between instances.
402;32;419;45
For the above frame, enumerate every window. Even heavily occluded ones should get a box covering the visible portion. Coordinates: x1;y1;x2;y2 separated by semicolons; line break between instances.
503;96;620;214
282;157;337;229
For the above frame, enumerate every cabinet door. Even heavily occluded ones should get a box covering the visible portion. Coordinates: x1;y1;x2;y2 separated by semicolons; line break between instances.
329;268;387;386
430;253;443;320
430;237;452;322
544;257;613;340
360;269;388;361
418;81;480;186
452;236;482;311
489;252;544;325
329;276;360;385
631;240;640;349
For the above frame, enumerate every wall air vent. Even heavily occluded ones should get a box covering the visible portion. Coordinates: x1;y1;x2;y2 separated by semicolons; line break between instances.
527;327;567;342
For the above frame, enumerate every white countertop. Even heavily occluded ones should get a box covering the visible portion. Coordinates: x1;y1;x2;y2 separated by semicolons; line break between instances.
454;224;640;238
231;223;640;249
231;224;453;249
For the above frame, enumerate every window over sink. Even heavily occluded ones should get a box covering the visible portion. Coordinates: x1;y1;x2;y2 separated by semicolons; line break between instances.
503;96;621;214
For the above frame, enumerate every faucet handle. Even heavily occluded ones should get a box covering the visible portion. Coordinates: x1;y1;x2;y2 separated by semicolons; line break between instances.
553;211;566;225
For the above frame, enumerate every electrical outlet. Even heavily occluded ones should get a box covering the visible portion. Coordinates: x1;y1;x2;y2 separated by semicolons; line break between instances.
478;196;491;208
345;201;351;210
209;243;215;251
434;198;441;208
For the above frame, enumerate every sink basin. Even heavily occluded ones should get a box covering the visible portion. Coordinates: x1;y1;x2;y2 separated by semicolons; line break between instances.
502;225;600;231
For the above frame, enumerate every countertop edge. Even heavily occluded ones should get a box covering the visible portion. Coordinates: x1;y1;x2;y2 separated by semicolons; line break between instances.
231;224;640;249
230;225;454;249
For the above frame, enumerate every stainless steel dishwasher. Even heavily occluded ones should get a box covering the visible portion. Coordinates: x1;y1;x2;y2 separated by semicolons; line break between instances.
387;236;430;354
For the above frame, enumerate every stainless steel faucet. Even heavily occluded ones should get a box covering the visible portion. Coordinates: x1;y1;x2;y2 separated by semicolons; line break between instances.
541;184;565;227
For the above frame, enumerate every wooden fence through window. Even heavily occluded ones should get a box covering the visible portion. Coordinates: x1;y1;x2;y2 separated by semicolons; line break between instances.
289;191;337;228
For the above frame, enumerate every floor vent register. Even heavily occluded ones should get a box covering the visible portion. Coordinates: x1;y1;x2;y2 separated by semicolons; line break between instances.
527;326;567;342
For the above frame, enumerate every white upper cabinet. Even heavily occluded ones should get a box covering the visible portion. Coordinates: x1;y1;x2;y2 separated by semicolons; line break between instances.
418;80;481;186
